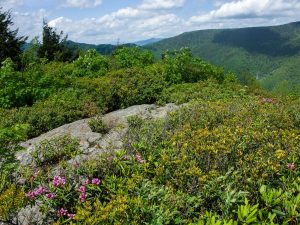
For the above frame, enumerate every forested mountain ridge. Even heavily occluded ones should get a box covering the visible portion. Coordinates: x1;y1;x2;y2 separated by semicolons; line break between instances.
146;21;300;94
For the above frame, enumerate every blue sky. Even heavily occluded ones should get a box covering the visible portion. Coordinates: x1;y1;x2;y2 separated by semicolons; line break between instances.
2;0;300;44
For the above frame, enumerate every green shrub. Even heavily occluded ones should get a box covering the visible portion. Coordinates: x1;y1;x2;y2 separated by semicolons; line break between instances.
31;135;81;166
112;46;154;69
0;89;100;138
88;116;109;134
0;185;26;223
73;49;109;77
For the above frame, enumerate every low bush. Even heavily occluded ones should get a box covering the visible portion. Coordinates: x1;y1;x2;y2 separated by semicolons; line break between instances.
88;116;109;134
31;136;81;166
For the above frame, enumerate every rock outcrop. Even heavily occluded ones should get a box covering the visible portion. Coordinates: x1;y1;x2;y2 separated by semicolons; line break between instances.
16;104;178;166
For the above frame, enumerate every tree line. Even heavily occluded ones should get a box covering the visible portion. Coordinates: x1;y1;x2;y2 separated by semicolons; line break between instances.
0;8;76;69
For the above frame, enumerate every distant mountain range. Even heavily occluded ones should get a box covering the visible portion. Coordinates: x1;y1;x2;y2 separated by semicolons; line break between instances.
134;38;162;46
146;21;300;94
65;41;136;55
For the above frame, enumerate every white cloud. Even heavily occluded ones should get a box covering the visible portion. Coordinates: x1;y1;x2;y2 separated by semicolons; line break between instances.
139;0;186;10
1;0;24;10
48;17;72;28
47;3;185;44
190;0;300;23
11;8;48;39
63;0;102;8
6;0;300;44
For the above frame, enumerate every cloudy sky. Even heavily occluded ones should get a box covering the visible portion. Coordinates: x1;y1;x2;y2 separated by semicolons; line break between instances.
2;0;300;44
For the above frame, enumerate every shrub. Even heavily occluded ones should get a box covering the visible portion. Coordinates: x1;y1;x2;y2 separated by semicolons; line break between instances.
73;49;109;77
0;185;26;223
88;116;109;134
112;46;154;69
31;136;81;166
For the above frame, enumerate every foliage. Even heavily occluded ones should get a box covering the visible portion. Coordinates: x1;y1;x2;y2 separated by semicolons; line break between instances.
0;7;27;67
1;35;300;224
88;116;109;134
9;93;298;224
31;136;81;166
0;185;26;223
73;49;109;77
0;124;29;168
146;22;300;95
37;21;76;62
112;46;154;69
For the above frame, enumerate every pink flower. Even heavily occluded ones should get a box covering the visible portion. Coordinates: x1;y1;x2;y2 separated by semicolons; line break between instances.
57;208;68;217
67;213;76;220
82;179;89;185
92;178;101;185
26;186;46;200
46;193;55;199
134;154;145;164
34;186;46;195
77;185;86;193
79;193;87;203
287;163;296;170
52;176;66;187
25;191;36;200
123;155;130;161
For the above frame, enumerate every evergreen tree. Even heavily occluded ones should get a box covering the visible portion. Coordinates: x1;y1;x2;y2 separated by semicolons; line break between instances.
0;8;27;67
38;21;77;62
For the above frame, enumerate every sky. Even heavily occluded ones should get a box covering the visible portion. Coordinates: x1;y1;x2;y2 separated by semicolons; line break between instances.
2;0;300;44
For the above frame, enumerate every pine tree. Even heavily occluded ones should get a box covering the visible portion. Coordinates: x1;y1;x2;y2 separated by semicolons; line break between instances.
38;21;76;61
0;8;27;67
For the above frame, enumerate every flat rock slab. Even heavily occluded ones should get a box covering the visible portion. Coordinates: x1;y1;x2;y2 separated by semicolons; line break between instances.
16;104;178;166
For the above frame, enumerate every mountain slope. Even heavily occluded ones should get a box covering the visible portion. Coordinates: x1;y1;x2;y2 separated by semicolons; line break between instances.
146;21;300;93
134;38;162;46
66;41;136;55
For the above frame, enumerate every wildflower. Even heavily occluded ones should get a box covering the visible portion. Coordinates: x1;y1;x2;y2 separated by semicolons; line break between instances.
123;155;130;161
52;176;66;187
91;178;101;185
57;208;68;217
25;191;36;200
67;213;76;220
82;179;89;185
34;186;46;196
262;98;274;103
26;186;46;200
287;163;296;170
79;193;87;203
78;185;86;193
134;154;145;164
46;193;55;199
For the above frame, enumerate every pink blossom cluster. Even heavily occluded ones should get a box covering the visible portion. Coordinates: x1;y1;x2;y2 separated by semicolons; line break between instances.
92;178;101;185
77;177;101;203
287;163;296;170
82;178;89;185
78;185;87;203
262;98;274;103
52;176;66;187
57;208;76;219
135;154;145;164
81;178;101;186
123;155;130;161
46;193;55;199
26;186;46;200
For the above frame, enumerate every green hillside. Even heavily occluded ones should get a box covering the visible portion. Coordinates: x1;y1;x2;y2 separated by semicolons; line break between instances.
146;21;300;94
